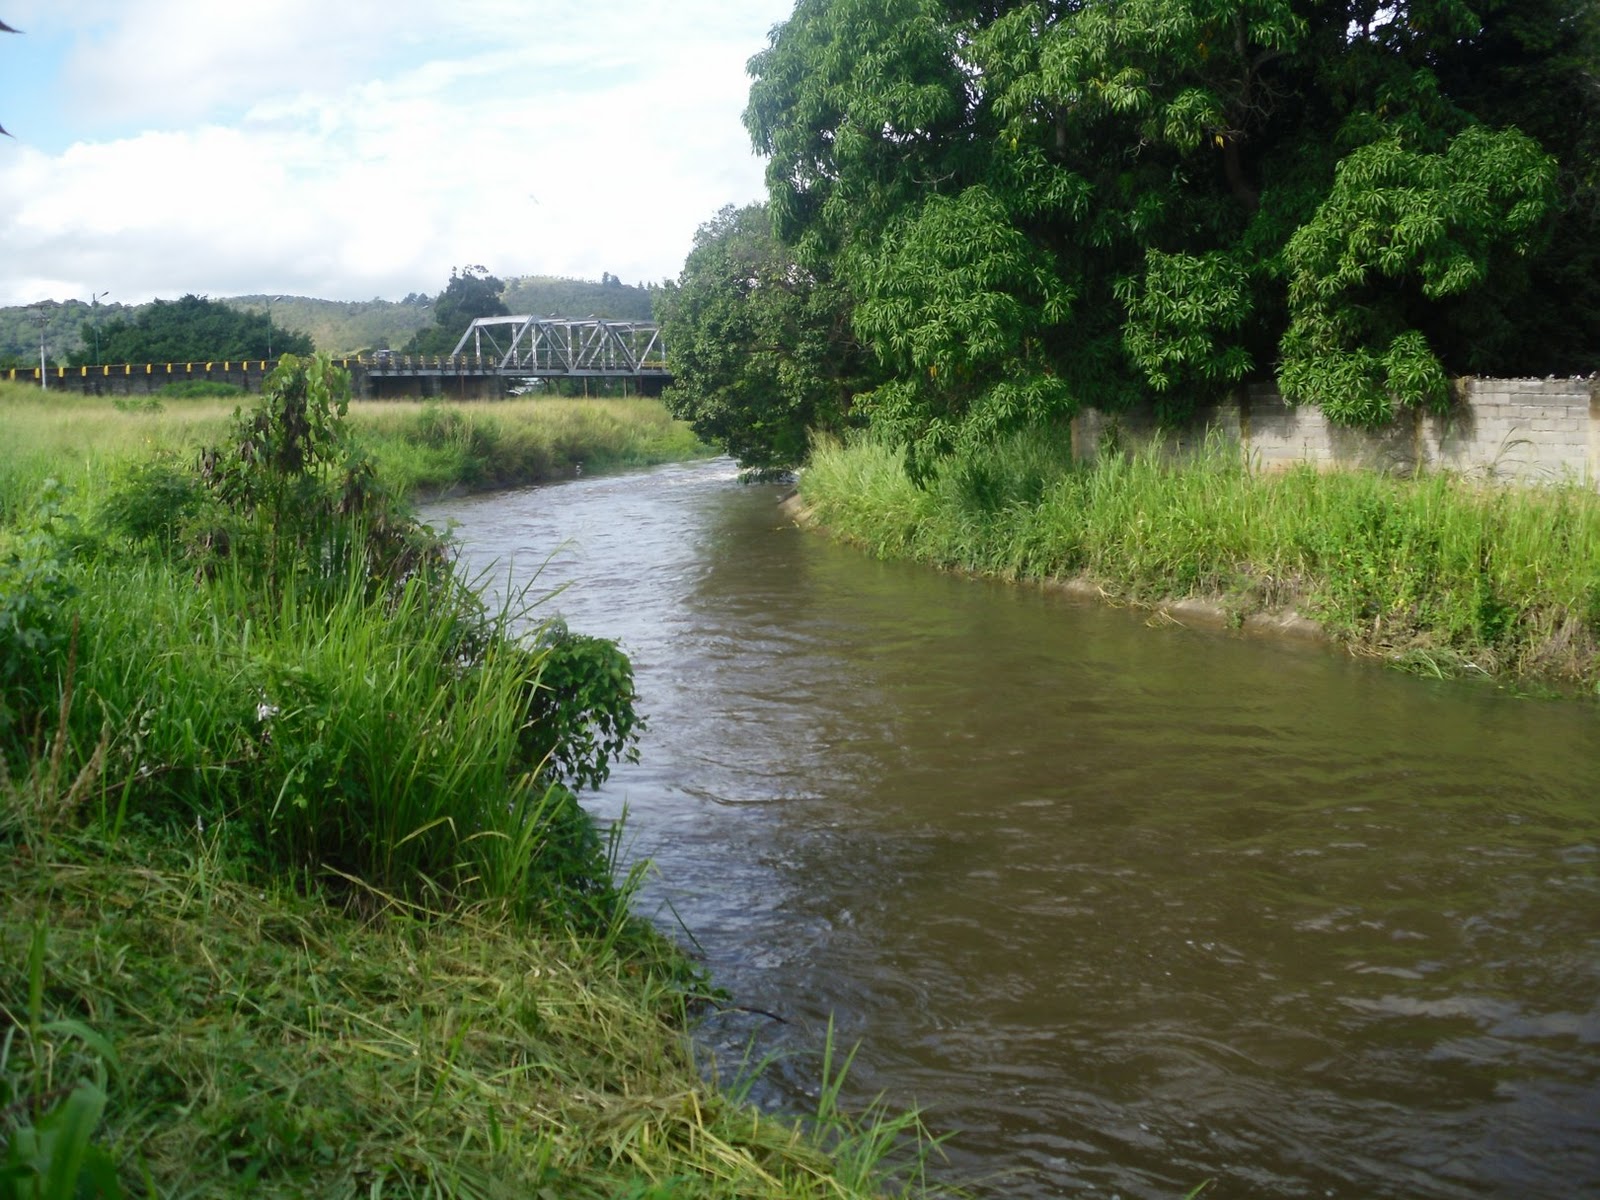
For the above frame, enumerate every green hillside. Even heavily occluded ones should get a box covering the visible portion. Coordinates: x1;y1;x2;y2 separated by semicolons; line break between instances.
0;299;123;368
502;274;654;322
223;295;433;357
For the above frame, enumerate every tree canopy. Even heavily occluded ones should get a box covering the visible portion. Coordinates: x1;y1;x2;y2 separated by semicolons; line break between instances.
75;294;313;366
704;0;1600;474
656;203;872;471
404;266;511;355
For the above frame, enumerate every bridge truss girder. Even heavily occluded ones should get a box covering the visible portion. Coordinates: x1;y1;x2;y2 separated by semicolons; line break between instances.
449;316;667;377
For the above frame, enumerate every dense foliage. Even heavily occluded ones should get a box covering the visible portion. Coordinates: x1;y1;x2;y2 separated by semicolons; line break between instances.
403;265;512;355
681;0;1600;472
2;358;643;915
76;293;313;366
656;204;873;470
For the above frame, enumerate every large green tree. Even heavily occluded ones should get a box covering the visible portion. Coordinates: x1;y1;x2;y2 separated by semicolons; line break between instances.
77;294;313;365
738;0;1599;473
404;266;511;355
656;203;871;471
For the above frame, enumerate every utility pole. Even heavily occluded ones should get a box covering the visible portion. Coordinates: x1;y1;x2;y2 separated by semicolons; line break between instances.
91;290;110;365
30;307;47;390
266;295;285;359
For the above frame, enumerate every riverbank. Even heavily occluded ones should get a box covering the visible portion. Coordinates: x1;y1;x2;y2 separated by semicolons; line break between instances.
1;369;931;1198
352;396;714;498
797;434;1600;693
0;827;930;1198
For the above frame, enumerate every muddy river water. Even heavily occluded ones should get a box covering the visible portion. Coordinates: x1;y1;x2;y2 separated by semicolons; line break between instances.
425;458;1600;1199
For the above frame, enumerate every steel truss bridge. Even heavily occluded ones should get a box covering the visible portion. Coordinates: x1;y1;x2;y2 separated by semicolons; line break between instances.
438;316;668;379
4;317;671;399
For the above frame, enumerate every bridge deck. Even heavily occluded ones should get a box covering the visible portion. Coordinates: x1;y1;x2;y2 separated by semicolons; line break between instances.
5;355;670;382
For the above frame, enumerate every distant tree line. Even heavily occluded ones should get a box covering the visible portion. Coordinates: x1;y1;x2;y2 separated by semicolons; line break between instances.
73;295;313;366
0;300;108;370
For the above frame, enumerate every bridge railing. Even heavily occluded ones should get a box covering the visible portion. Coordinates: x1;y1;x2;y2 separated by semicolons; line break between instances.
6;360;286;381
3;353;671;385
447;317;668;377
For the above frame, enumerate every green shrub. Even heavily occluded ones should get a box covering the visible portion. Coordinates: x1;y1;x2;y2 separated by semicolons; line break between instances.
522;620;645;792
197;354;445;594
96;456;206;549
0;483;78;745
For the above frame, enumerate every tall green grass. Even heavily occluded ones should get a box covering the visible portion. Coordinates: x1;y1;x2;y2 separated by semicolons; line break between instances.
1;368;940;1198
0;380;237;518
802;433;1600;688
59;555;620;919
0;383;710;513
350;397;712;496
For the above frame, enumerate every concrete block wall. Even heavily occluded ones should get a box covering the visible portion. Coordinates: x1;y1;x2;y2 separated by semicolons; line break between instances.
1070;377;1600;490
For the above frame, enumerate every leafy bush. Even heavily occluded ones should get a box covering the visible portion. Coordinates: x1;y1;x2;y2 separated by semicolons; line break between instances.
96;456;206;549
197;354;444;592
0;482;77;744
522;620;645;792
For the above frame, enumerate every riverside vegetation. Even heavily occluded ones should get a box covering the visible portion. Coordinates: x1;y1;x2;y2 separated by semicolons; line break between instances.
799;432;1600;692
0;362;937;1199
652;2;1599;696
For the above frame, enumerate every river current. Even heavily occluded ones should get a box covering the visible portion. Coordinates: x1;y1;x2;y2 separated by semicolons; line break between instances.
425;458;1600;1199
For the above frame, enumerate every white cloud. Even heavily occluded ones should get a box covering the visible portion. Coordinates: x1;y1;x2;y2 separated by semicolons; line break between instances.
0;0;792;306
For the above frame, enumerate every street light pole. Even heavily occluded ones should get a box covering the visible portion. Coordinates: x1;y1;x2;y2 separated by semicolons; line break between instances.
266;295;285;360
31;308;47;391
91;290;110;365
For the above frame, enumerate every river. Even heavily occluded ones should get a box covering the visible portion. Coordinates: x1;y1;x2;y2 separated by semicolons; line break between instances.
424;458;1600;1200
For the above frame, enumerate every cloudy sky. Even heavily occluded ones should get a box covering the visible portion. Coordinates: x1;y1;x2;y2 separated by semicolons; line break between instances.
0;0;795;307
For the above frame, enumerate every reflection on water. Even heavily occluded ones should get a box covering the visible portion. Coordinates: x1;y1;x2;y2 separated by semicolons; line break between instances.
426;459;1600;1199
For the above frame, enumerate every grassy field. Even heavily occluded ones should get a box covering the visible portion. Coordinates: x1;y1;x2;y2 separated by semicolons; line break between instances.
0;367;934;1198
800;432;1600;691
0;381;711;515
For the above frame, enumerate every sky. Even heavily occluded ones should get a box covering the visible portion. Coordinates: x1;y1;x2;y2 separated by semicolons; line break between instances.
0;0;796;308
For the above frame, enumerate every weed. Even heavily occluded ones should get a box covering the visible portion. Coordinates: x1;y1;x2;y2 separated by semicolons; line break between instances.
0;926;124;1200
